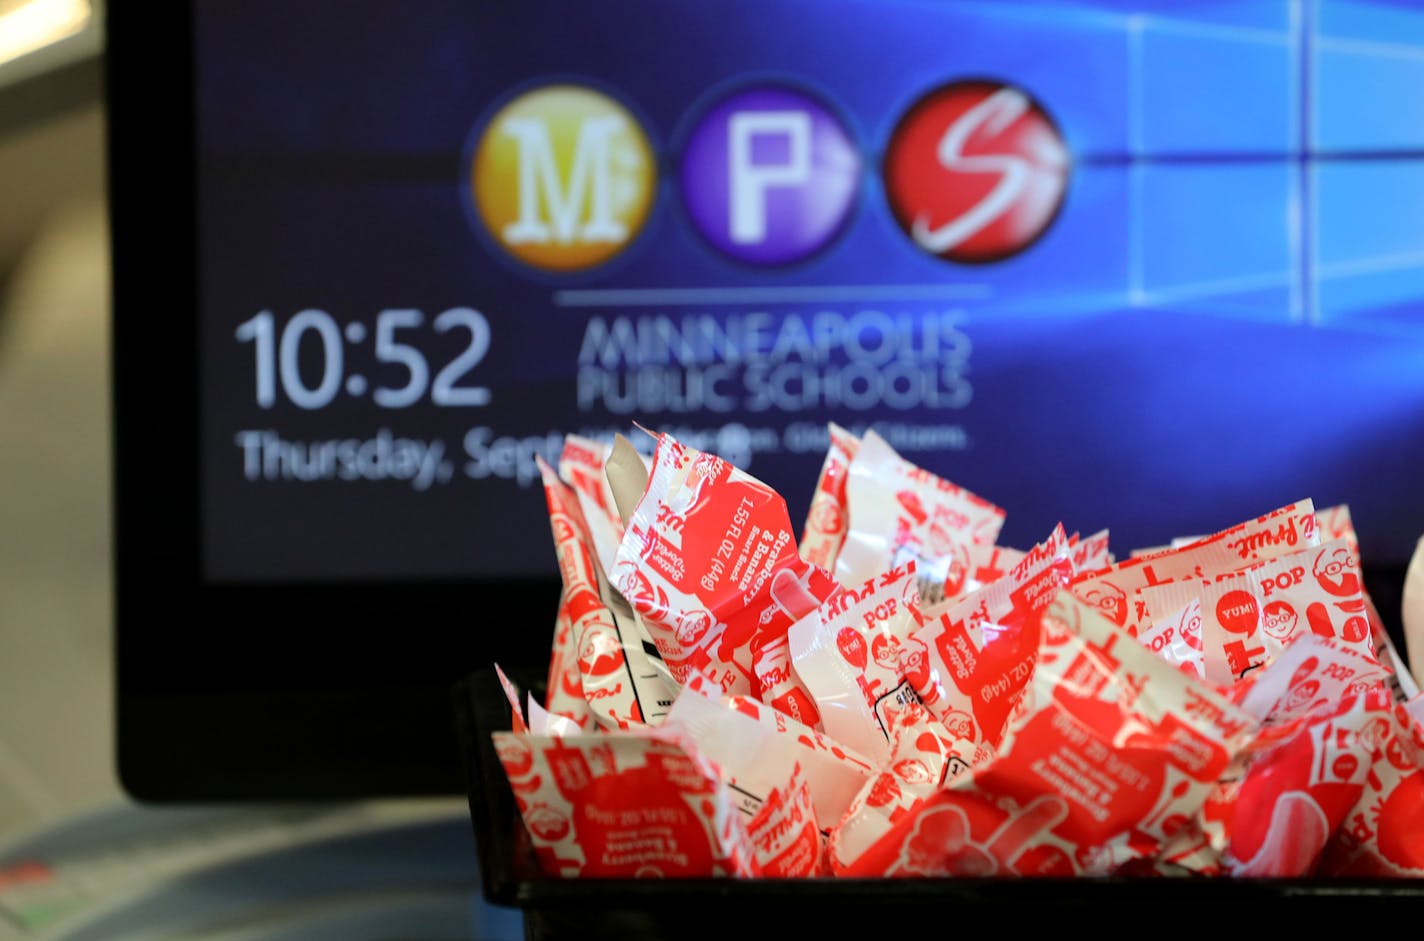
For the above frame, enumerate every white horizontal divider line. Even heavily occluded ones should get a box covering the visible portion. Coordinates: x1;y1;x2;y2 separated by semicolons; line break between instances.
554;283;993;307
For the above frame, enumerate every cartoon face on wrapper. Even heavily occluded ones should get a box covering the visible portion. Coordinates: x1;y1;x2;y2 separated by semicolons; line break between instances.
1080;581;1128;627
1313;544;1360;597
810;500;844;537
893;758;935;786
579;630;626;678
941;710;977;744
1285;678;1322;713
1261;600;1299;642
525;804;572;842
1180;611;1203;650
616;564;669;619
871;633;901;671
495;737;535;778
675;610;713;647
899;640;932;690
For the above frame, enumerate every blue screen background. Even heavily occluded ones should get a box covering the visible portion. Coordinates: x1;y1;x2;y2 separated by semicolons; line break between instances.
195;0;1424;580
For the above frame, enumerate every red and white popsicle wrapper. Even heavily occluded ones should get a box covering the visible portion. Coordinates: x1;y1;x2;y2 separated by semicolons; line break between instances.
1366;591;1419;704
614;432;839;725
1069;499;1319;636
1317;503;1356;545
799;423;860;573
1233;629;1391;726
544;591;598;731
963;542;1027;596
1317;503;1418;702
1134;598;1206;679
836;591;1257;877
665;671;875;833
901;525;1075;751
494;663;530;734
835;429;1006;612
1184;630;1392;874
746;763;830;877
1215;687;1389;876
560;434;680;688
498;425;1424;882
827;699;975;873
538;456;675;730
492;726;759;878
1133;536;1378;688
497;663;586;738
558;434;629;577
1199;538;1373;686
538;456;614;729
1317;697;1424;877
1070;528;1113;575
787;563;927;764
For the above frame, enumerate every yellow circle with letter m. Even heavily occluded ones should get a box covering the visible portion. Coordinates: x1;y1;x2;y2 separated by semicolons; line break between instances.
472;84;656;272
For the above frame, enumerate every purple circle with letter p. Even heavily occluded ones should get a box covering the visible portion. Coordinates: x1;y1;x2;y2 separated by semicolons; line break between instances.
679;85;860;266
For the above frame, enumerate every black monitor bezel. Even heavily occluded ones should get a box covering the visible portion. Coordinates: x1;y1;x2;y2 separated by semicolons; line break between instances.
106;3;1418;802
107;4;560;801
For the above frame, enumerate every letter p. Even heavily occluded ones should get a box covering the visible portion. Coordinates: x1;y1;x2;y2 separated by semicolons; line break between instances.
728;111;810;244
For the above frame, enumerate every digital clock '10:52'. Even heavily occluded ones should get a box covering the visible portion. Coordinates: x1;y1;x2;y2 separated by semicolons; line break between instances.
234;308;491;409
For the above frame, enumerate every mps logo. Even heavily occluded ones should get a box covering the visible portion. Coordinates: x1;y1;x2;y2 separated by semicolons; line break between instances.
468;77;1070;271
884;79;1070;264
470;84;656;273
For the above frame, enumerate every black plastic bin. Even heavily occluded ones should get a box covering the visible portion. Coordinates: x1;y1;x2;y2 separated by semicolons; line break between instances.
454;665;1424;940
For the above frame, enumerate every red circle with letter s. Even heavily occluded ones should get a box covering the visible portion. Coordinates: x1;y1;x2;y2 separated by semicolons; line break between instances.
884;79;1070;264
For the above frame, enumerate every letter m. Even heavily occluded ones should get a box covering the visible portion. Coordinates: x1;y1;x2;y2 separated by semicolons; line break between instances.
500;115;627;245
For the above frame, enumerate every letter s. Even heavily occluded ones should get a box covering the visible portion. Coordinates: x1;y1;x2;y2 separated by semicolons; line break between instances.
912;88;1030;254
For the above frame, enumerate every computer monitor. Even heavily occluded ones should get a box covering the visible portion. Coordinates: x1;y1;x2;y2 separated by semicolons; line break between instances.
111;0;1424;800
